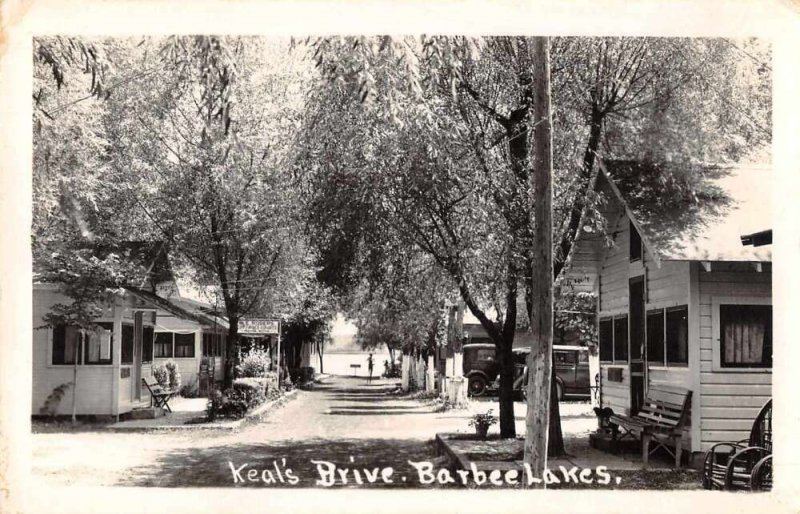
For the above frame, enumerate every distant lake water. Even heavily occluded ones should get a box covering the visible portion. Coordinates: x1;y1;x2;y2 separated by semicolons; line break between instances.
318;351;393;376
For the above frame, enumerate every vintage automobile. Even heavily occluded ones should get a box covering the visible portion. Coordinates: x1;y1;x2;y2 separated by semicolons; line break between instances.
463;343;590;400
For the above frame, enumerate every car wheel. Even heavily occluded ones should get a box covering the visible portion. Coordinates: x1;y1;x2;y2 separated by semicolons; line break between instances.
556;381;564;401
468;376;488;397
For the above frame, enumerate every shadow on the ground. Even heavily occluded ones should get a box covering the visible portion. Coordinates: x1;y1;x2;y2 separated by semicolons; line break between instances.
329;396;401;402
120;437;447;488
325;409;429;416
330;404;427;411
32;419;114;434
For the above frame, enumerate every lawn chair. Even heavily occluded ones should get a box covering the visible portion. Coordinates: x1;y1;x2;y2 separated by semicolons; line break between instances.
141;378;176;413
702;399;772;491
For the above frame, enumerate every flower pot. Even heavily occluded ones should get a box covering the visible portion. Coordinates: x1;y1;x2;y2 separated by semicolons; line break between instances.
475;424;489;439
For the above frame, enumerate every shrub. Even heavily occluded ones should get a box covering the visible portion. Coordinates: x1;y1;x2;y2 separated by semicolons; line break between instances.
206;390;224;421
236;347;271;378
220;388;250;418
383;359;401;378
164;359;182;390
152;363;169;388
208;384;265;420
40;382;72;417
180;381;199;398
233;377;268;398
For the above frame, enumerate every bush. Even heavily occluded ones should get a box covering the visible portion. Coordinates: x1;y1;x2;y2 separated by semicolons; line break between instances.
233;377;268;398
164;359;182;390
236;347;271;378
180;381;199;398
206;390;224;421
383;359;401;378
152;363;169;388
205;378;271;421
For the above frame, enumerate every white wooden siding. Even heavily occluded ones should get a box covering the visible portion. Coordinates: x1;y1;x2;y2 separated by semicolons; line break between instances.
600;364;630;414
698;268;772;449
598;208;628;313
32;287;119;416
648;367;692;449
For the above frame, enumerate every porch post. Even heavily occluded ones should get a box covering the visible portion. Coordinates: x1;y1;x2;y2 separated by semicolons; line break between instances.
111;302;123;421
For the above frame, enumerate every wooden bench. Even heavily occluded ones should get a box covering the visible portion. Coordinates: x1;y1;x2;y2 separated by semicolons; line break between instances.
608;384;692;467
141;378;177;413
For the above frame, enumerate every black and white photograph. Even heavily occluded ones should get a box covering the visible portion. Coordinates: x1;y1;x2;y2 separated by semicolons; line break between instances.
1;1;799;513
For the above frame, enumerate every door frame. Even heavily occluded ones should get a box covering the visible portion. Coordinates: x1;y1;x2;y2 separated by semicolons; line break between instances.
628;274;647;414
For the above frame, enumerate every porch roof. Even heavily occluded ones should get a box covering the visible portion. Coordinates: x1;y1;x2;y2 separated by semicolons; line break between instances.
124;287;225;329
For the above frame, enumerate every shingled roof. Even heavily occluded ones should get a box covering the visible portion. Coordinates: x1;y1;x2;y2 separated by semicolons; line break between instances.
598;160;772;263
124;287;223;328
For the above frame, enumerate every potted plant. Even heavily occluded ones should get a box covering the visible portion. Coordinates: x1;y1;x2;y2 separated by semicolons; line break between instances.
468;409;497;439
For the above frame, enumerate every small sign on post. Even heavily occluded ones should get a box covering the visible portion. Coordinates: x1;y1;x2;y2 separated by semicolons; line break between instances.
239;318;282;389
239;319;280;335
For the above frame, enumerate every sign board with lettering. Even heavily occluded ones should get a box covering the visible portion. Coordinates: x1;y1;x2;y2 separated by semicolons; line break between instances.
239;319;281;335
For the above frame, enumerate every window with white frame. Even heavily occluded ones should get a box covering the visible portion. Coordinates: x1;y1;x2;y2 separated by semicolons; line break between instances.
712;297;772;371
154;332;173;358
646;306;688;366
599;315;628;363
52;322;114;365
154;332;196;358
720;304;772;368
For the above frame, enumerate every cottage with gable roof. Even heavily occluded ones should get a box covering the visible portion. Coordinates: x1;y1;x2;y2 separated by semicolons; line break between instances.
568;158;772;463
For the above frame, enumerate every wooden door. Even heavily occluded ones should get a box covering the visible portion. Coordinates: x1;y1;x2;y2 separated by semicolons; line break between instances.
629;276;646;414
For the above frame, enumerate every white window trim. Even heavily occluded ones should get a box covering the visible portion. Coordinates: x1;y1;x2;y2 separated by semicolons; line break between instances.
711;295;772;373
46;319;116;369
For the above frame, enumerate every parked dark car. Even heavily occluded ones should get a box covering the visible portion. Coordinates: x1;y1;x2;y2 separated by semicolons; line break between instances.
463;343;590;400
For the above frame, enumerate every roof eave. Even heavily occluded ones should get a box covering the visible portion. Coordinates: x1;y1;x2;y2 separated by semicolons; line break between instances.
597;160;663;269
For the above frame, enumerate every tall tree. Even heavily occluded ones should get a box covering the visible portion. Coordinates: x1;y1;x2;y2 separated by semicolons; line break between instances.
299;35;770;442
101;37;311;386
34;37;315;388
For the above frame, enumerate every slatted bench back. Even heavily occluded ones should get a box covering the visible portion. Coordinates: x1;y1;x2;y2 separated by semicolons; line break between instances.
142;378;169;396
635;384;691;431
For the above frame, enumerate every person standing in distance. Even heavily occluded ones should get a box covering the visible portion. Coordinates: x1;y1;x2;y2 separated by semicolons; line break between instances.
367;353;374;383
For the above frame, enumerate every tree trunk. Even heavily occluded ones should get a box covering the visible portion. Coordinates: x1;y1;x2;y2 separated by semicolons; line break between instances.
524;36;554;482
548;365;565;456
224;317;239;389
318;339;324;374
497;338;516;437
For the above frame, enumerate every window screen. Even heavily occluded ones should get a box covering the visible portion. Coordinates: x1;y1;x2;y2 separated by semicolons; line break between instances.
121;323;134;364
174;333;195;358
599;318;613;361
154;332;173;358
666;306;688;364
613;316;628;362
646;309;665;365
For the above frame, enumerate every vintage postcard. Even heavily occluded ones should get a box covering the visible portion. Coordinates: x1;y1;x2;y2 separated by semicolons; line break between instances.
1;1;799;513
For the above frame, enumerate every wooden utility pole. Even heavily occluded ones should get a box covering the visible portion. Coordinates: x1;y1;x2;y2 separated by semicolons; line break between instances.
523;36;554;482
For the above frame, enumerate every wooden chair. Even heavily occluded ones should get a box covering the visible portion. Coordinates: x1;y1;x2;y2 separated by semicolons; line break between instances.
141;378;176;413
750;454;772;492
701;399;772;491
608;384;692;468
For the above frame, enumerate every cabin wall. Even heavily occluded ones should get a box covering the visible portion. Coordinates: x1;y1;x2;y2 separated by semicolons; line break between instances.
153;311;203;393
32;287;116;416
597;212;694;447
697;263;772;451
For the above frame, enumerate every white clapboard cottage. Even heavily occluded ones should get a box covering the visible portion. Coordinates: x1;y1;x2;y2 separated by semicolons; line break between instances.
32;244;228;418
568;160;771;461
